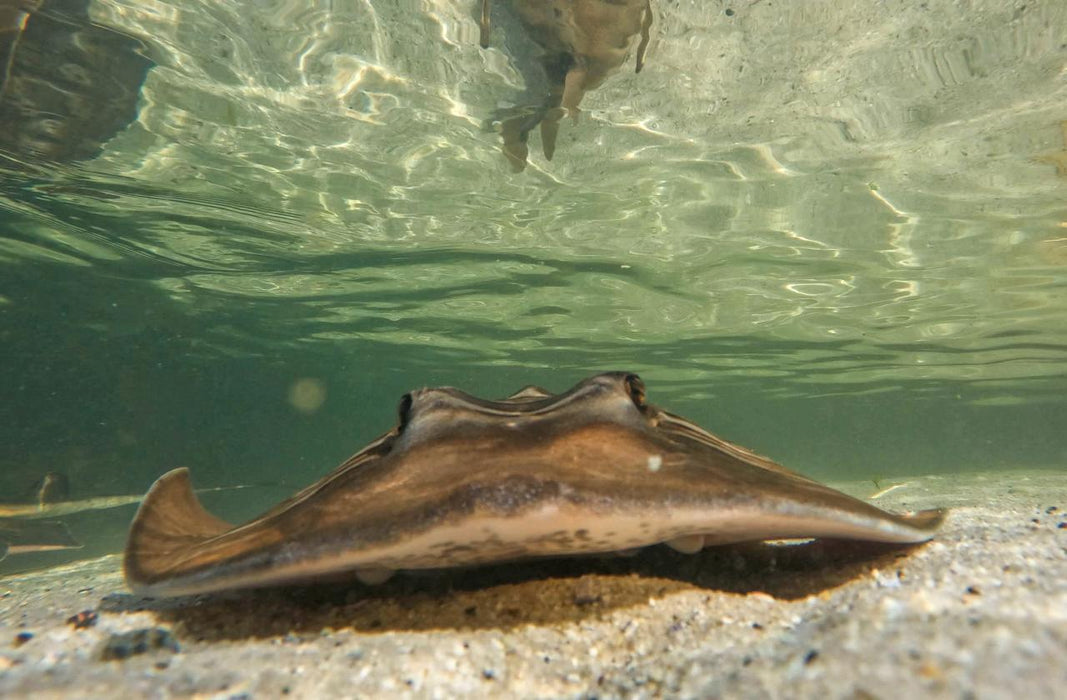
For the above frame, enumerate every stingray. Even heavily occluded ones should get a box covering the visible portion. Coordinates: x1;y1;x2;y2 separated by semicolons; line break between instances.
479;0;653;170
0;518;81;561
124;372;945;597
0;473;250;564
0;473;80;561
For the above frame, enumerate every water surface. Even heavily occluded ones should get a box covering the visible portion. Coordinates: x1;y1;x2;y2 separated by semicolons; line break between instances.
1;0;1065;573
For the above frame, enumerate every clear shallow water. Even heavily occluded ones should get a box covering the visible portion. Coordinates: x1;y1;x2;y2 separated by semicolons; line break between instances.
1;0;1065;572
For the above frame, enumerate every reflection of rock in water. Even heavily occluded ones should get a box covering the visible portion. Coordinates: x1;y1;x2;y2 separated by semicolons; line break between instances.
0;0;152;162
479;0;653;171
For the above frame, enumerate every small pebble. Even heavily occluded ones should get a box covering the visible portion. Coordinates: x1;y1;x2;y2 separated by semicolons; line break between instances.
67;610;99;629
100;628;180;661
13;631;33;647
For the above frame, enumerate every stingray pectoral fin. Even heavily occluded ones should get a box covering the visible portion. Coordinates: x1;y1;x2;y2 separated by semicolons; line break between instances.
124;468;237;593
698;504;947;548
892;507;948;534
828;505;948;543
0;518;82;554
830;504;948;543
796;503;948;543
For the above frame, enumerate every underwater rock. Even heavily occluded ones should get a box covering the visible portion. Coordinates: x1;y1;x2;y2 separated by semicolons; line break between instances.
99;627;179;661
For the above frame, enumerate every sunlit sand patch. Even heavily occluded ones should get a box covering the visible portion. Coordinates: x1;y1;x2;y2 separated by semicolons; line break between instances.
1035;120;1067;176
1035;236;1067;266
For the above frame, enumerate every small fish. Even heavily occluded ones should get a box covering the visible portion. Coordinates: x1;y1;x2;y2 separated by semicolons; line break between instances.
124;372;945;597
480;0;654;170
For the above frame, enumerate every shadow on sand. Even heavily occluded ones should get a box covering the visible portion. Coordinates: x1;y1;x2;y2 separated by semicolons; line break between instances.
99;539;926;639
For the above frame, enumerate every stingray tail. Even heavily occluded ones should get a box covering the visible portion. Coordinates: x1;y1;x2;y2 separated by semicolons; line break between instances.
123;467;234;594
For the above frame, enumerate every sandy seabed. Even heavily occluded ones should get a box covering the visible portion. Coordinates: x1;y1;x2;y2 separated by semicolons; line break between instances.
0;470;1064;699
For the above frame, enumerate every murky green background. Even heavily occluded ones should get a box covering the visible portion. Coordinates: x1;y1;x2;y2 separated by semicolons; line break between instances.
1;0;1065;573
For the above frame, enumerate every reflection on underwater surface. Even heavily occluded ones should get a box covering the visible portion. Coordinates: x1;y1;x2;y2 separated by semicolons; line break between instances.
480;0;654;170
0;1;1065;573
0;0;152;162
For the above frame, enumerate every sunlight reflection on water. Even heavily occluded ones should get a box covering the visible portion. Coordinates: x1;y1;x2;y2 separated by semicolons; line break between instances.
2;0;1066;401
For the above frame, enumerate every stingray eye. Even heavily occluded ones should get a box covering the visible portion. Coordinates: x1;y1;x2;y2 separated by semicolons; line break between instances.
396;393;414;430
624;373;646;409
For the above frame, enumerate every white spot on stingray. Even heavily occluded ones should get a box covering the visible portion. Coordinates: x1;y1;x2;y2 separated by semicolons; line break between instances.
646;455;663;472
539;503;560;517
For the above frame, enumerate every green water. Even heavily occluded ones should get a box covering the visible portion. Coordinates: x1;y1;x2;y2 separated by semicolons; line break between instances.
1;0;1065;574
